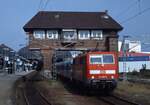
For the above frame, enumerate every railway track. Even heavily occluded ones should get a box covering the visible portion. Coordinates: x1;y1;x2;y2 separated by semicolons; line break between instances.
17;72;142;105
22;73;51;105
98;95;140;105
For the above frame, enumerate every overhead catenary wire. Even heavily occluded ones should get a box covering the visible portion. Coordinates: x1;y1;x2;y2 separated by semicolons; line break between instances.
138;0;141;14
37;0;50;11
42;0;50;11
116;0;139;18
37;0;43;11
121;6;150;24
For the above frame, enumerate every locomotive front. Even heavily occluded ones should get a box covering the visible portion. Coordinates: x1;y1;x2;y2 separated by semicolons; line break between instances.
86;52;118;91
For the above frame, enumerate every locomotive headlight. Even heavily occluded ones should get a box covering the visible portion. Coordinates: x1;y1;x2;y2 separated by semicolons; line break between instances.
111;76;114;79
91;76;95;79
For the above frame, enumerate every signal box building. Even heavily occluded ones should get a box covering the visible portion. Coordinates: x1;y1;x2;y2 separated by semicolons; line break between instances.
23;11;123;70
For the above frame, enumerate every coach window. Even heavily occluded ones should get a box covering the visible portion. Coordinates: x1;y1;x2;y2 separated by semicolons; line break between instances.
47;30;58;39
33;30;45;39
78;30;90;40
91;30;103;40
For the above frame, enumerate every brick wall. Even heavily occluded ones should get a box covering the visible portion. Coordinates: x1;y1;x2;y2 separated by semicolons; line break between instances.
27;31;118;70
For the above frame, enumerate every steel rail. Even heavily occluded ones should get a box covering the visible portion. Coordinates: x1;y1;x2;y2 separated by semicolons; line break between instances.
111;94;141;105
23;89;30;105
23;81;52;105
35;87;52;105
22;72;52;105
98;95;141;105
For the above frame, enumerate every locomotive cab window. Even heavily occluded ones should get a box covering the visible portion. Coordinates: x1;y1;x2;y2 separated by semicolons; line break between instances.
90;54;114;64
103;55;114;64
90;55;102;64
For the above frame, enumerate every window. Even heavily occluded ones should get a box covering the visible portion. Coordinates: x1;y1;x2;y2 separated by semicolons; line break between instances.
90;54;114;64
63;31;75;39
47;30;58;39
62;29;77;40
90;55;102;64
33;30;45;39
103;55;114;64
78;30;90;40
91;30;103;40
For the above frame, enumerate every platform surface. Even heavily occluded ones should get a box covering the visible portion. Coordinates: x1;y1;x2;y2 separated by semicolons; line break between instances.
0;70;34;105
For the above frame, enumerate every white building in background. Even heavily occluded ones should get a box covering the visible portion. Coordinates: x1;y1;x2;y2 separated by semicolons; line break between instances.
118;40;141;52
128;41;141;52
119;56;150;72
118;40;150;72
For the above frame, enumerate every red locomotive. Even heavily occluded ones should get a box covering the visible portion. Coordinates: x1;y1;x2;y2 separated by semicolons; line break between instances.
53;51;118;93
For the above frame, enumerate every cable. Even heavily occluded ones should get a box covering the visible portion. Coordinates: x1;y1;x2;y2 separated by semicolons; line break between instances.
138;0;141;14
121;7;150;24
43;0;50;11
116;0;139;18
37;0;43;12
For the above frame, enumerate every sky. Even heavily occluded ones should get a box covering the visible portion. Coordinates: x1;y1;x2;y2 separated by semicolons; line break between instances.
0;0;150;51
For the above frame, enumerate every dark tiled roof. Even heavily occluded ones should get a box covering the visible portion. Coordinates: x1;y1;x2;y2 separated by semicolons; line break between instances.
23;11;123;32
0;44;14;51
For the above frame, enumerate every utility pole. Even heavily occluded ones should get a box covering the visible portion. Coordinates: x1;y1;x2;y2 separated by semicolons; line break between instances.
121;35;130;81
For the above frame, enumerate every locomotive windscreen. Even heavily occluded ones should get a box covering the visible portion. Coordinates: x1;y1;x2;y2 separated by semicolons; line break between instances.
90;54;114;64
90;55;102;64
103;55;114;64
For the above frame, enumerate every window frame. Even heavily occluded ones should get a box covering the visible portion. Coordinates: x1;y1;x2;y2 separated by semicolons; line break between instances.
89;54;115;64
91;30;103;40
33;30;45;39
78;30;90;40
103;54;114;64
89;55;103;64
47;30;58;39
62;29;77;40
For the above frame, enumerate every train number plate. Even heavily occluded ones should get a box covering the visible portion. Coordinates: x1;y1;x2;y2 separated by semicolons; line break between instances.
100;70;106;74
